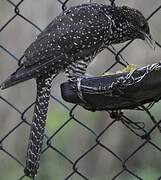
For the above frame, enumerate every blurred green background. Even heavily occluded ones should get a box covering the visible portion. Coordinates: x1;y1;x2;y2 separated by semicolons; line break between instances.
0;0;161;179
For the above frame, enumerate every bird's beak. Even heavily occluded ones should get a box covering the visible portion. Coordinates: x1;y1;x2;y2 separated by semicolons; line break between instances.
143;32;156;50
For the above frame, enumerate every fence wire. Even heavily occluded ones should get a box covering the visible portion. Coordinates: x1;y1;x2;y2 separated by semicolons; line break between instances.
1;0;161;179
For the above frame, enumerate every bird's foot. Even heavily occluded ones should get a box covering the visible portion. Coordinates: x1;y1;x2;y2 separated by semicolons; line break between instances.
84;73;93;78
68;73;93;82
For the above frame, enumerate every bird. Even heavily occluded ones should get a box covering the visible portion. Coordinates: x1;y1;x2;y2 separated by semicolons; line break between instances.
0;2;154;178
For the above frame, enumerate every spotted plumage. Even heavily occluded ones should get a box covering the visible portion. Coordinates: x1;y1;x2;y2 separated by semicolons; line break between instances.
0;3;153;178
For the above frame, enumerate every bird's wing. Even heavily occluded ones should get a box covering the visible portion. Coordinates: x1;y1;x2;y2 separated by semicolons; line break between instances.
22;3;111;67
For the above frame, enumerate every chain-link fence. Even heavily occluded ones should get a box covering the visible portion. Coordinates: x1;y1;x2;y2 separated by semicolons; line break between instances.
1;0;161;179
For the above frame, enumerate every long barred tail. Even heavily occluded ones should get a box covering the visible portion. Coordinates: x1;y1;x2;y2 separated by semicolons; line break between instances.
24;76;53;178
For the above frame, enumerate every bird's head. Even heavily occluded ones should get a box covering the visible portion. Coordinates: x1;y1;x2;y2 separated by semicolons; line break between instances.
110;6;155;49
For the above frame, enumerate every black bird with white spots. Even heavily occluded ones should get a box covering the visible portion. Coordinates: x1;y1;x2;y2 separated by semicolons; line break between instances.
0;3;154;178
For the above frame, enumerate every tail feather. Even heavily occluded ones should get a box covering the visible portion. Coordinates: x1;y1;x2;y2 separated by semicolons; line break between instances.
24;76;53;178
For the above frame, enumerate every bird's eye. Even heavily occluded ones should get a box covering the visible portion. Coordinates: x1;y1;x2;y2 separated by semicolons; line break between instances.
141;23;149;34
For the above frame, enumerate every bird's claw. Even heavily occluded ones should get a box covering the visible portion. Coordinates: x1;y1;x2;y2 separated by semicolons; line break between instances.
69;73;93;82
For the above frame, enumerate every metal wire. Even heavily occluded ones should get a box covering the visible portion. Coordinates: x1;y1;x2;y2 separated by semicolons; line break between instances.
1;0;161;179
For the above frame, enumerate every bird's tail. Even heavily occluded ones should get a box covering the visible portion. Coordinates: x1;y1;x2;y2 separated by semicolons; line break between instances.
24;75;53;178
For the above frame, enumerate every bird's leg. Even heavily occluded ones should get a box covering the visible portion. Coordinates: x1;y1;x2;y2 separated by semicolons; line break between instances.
65;59;95;105
24;75;54;178
65;59;91;81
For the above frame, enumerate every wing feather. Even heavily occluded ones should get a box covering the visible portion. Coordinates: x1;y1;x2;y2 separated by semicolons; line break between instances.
23;3;110;67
